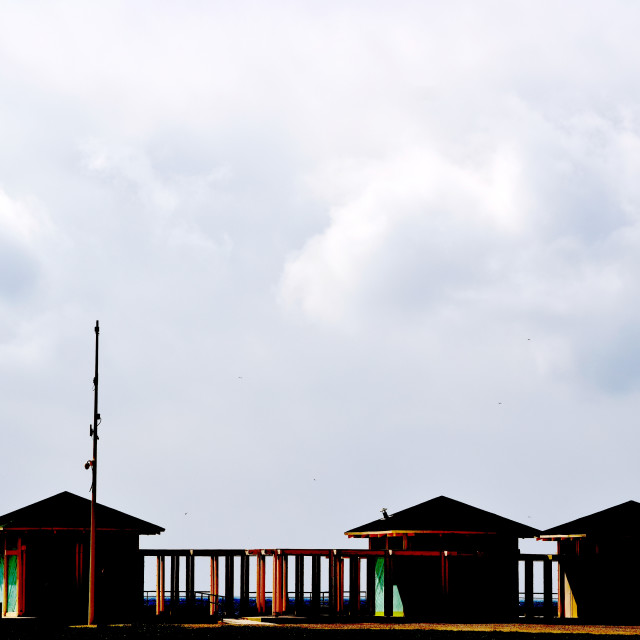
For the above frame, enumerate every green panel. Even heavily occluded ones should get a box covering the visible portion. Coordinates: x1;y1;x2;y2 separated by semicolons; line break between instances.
374;558;384;615
374;557;403;617
7;555;17;613
0;556;4;606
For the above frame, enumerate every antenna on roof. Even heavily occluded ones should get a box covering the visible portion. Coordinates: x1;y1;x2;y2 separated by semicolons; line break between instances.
87;320;100;625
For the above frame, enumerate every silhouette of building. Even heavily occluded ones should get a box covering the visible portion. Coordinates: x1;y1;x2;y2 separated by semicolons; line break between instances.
0;491;163;621
540;500;640;623
345;495;539;620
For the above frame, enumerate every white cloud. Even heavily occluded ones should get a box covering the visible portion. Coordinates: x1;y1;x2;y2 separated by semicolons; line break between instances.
4;0;640;550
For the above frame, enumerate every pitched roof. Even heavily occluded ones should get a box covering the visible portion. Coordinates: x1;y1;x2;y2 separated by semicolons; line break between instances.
345;495;539;538
541;500;640;538
0;491;164;535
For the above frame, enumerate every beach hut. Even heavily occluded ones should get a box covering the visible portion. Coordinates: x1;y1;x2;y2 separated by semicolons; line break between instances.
0;491;164;622
345;496;538;620
539;500;640;623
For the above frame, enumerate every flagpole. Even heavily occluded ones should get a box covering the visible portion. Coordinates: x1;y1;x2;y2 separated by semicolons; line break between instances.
88;320;100;624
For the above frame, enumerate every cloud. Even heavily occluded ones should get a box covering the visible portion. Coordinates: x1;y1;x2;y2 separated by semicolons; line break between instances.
0;188;50;302
4;0;640;549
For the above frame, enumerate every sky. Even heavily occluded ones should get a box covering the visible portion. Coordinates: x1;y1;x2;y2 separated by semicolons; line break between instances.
2;1;640;553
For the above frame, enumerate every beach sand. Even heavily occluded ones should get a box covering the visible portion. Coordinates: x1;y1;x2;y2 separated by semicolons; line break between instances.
3;619;640;640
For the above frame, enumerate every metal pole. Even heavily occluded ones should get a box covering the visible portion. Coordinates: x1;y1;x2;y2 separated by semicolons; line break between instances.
88;320;100;624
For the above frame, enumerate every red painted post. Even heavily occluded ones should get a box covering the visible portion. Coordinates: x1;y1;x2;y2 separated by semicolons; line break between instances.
282;553;288;614
273;552;283;615
156;556;165;615
337;555;344;614
328;550;336;615
257;553;266;613
210;556;219;617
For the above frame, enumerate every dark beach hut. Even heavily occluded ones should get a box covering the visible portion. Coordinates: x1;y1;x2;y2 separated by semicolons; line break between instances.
345;496;539;620
539;500;640;623
0;491;163;622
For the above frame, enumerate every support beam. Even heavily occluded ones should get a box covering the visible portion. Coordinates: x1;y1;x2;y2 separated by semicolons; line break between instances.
311;555;321;616
366;556;376;616
170;555;180;612
240;553;250;615
328;550;337;615
156;556;165;615
295;555;305;616
543;556;554;619
256;553;266;614
210;556;219;617
282;553;288;614
384;551;394;618
273;552;283;615
524;558;534;618
336;555;344;614
186;553;195;606
349;556;360;615
225;554;235;617
558;561;565;619
441;551;449;598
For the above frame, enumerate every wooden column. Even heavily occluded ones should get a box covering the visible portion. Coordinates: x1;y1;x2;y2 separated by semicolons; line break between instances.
295;555;305;616
225;554;235;617
524;558;534;617
256;552;266;614
366;556;376;616
240;553;250;615
273;552;279;615
336;555;345;614
543;556;554;619
349;556;360;615
328;550;337;615
441;551;449;597
210;556;219;617
273;553;288;614
282;553;289;614
384;551;394;618
558;561;566;619
273;552;282;615
311;555;321;616
156;556;165;615
186;552;195;606
170;555;180;611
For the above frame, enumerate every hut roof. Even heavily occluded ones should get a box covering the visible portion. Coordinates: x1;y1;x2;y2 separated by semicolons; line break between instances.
0;491;164;535
540;500;640;539
345;495;539;538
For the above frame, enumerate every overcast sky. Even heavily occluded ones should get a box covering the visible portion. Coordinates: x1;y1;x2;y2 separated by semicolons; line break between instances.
2;1;640;551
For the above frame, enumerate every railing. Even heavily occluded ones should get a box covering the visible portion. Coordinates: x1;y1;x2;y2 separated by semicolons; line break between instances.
518;554;558;619
142;589;365;616
140;549;558;621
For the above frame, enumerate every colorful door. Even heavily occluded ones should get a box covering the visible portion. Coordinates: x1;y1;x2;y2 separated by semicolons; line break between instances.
2;543;23;617
6;555;18;614
374;557;404;616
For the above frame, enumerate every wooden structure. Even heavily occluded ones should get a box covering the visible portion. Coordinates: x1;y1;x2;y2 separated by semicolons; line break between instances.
0;491;163;622
141;546;557;621
540;500;640;623
345;496;539;620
